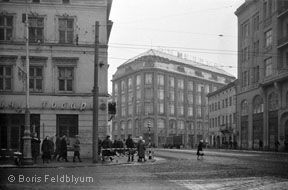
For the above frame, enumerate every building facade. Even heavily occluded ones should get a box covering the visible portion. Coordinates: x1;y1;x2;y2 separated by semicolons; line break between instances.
207;80;237;148
235;0;288;151
111;49;235;147
0;0;113;157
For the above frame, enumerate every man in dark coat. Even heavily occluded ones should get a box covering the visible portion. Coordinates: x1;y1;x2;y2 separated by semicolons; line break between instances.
197;140;204;160
58;135;68;162
31;133;41;163
41;136;52;163
101;135;113;161
126;135;135;162
137;136;146;162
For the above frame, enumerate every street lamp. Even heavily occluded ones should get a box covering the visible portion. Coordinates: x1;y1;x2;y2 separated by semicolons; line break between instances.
22;0;33;165
147;121;152;160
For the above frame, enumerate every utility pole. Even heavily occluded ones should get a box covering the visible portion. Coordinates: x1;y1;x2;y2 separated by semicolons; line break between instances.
92;21;99;163
22;0;33;165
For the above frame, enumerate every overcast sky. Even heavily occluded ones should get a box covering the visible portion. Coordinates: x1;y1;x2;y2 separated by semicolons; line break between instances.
108;0;245;93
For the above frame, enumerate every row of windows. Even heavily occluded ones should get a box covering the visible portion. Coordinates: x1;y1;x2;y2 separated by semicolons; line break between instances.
241;57;272;88
113;120;204;131
240;92;284;116
209;114;234;128
114;74;215;96
0;14;76;44
209;96;235;112
0;65;74;92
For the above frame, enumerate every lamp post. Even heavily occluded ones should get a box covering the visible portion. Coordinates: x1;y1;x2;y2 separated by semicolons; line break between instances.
147;121;152;160
22;0;33;165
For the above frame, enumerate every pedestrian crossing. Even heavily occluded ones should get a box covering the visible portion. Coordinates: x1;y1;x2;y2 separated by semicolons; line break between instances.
170;177;288;190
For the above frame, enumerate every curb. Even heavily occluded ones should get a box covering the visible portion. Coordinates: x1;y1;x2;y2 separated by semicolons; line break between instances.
0;158;158;169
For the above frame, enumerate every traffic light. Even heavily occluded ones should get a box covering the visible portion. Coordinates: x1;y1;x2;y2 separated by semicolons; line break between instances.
108;102;116;115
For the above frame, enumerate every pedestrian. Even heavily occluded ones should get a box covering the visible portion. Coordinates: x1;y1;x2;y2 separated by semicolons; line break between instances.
73;135;82;162
259;140;263;151
275;140;280;152
53;135;61;160
197;139;204;160
101;135;113;161
98;138;102;156
137;136;146;162
126;135;135;162
49;137;54;162
284;139;288;152
31;132;40;163
58;135;69;162
41;136;52;163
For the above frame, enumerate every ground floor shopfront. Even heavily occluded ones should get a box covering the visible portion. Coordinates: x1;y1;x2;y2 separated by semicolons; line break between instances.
0;95;108;157
237;81;288;151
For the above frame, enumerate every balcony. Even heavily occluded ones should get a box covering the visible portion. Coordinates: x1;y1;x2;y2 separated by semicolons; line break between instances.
220;124;233;134
278;35;288;49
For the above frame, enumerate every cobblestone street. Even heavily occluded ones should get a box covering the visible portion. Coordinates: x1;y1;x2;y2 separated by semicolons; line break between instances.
1;149;287;190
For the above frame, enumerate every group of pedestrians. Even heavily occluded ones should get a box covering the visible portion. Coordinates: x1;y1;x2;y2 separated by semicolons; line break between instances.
100;135;147;162
31;134;82;164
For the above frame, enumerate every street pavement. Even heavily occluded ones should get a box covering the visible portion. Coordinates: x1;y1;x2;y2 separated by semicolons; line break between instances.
1;149;288;190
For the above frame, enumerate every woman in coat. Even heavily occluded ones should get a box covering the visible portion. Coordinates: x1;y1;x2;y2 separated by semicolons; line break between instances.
197;139;204;160
41;136;52;163
137;136;146;162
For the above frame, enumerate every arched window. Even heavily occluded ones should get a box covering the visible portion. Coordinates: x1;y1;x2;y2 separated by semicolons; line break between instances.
268;92;279;111
253;95;264;114
241;100;248;116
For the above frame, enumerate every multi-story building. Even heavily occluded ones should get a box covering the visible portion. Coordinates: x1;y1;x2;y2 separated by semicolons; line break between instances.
111;49;235;147
235;0;288;151
0;0;113;157
207;80;237;148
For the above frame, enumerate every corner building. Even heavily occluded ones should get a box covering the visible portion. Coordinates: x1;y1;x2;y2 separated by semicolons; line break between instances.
235;0;288;151
0;0;113;157
111;49;235;147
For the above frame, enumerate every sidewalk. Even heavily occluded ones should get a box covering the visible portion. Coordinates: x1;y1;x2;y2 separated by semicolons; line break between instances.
0;155;158;168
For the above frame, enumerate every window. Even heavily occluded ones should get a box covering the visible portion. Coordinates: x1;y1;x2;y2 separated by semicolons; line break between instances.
169;103;175;115
136;75;141;86
188;106;193;116
144;102;153;114
145;73;152;84
145;88;153;99
253;13;259;31
58;67;73;92
264;57;272;77
128;77;132;89
29;17;44;43
241;21;249;38
243;47;249;61
157;88;164;100
177;79;184;89
188;81;193;91
121;80;125;94
169;77;175;88
29;66;43;92
158;102;164;114
0;15;13;41
241;100;248;116
253;66;260;83
264;30;272;48
59;18;74;44
253;95;264;114
157;74;164;86
33;0;40;3
0;65;12;91
177;105;184;116
57;115;78;138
